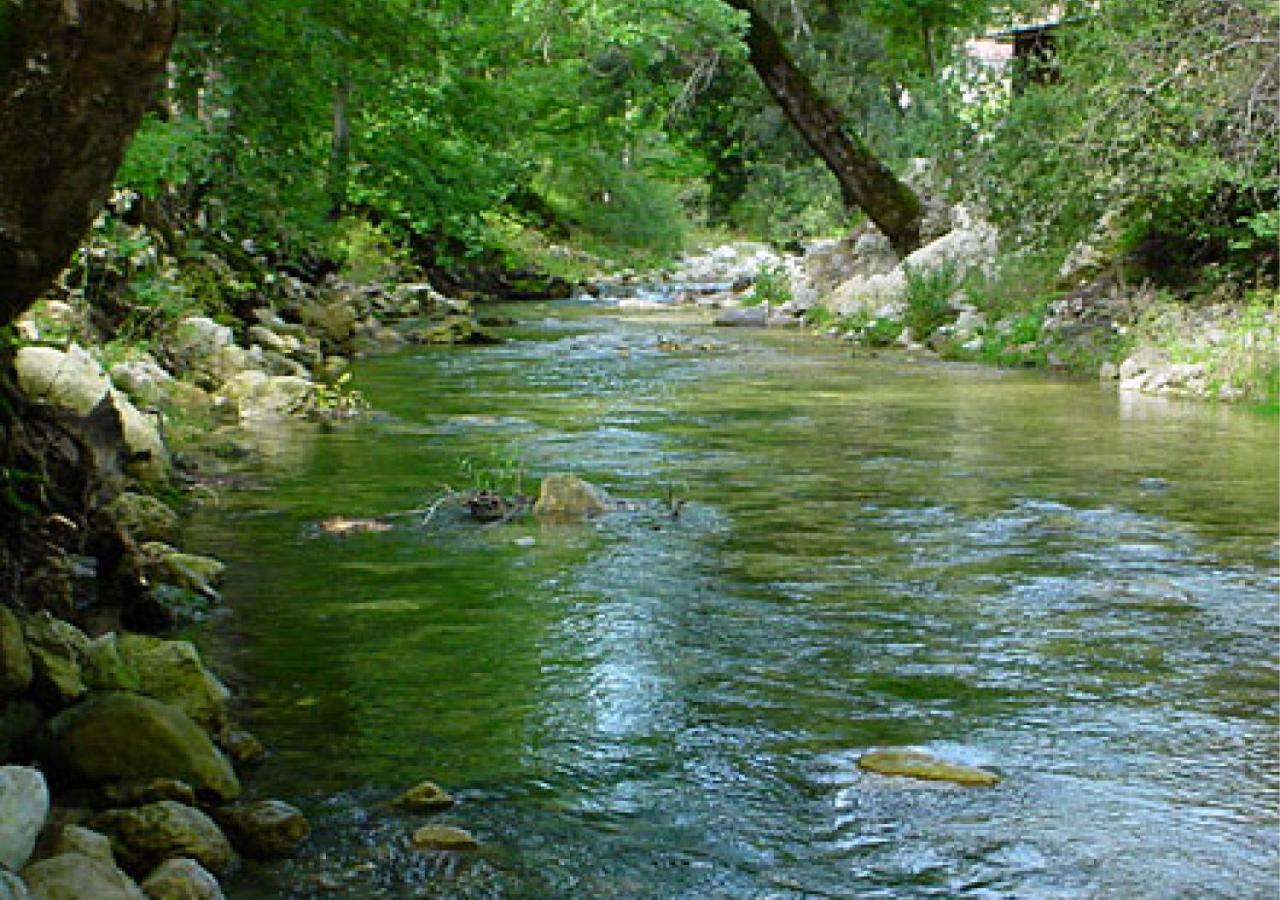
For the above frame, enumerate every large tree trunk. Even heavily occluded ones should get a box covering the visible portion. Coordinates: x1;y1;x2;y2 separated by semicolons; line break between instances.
0;0;180;327
725;0;923;256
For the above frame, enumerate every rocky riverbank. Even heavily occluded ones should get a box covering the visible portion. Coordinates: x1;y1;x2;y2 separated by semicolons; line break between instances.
0;209;521;897
596;209;1277;406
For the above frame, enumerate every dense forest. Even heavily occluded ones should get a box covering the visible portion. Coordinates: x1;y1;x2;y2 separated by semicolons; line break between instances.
0;1;1276;898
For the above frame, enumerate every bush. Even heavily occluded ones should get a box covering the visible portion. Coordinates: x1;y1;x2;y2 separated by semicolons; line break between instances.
902;263;959;340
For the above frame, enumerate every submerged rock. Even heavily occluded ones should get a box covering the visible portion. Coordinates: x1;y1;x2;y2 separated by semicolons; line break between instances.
216;729;265;773
856;748;999;786
0;766;49;870
212;800;309;859
713;306;768;327
414;316;502;346
140;858;224;900
531;474;612;520
409;824;478;851
35;692;240;802
393;780;455;813
90;802;236;877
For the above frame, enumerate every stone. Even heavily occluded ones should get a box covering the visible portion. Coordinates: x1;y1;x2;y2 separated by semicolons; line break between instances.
856;748;1000;786
48;826;114;865
215;730;265;772
0;607;33;697
15;345;112;417
0;767;49;870
101;779;197;808
219;372;314;421
13;346;169;483
89;802;235;877
82;634;141;693
20;613;89;708
532;474;612;520
116;635;230;735
139;858;224;900
408;825;478;852
133;544;225;600
109;360;175;409
213;801;308;860
35;692;240;802
300;301;357;345
165;319;236;386
0;870;29;900
392;780;455;813
21;852;145;900
416;316;501;346
103;494;181;546
713;306;768;327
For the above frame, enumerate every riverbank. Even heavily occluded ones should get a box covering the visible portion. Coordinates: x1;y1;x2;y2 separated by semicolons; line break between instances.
0;197;542;897
597;217;1278;408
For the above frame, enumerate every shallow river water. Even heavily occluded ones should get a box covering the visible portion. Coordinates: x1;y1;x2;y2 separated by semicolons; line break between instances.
192;302;1279;898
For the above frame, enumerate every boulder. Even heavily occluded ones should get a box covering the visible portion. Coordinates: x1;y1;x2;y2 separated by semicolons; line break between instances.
103;494;181;546
212;801;308;860
0;607;33;697
35;692;240;802
532;475;612;520
47;826;115;865
0;767;49;870
20;613;89;708
82;634;141;693
856;748;999;786
415;316;501;346
712;306;768;328
219;372;314;421
300;301;357;346
89;802;235;878
109;360;175;409
392;780;455;813
13;346;169;483
165;319;242;388
21;852;144;900
139;858;224;900
116;635;230;735
15;345;111;417
408;825;477;852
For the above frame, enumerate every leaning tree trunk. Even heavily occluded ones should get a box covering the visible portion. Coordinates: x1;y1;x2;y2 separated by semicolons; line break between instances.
0;0;180;327
725;0;923;256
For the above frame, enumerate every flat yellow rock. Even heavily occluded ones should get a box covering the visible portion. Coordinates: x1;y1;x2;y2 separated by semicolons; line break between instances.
410;824;478;851
857;748;1000;786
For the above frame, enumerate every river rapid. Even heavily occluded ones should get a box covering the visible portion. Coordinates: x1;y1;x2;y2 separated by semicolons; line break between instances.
191;300;1279;898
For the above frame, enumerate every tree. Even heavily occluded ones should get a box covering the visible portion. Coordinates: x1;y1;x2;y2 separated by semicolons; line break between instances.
0;0;179;326
722;0;923;255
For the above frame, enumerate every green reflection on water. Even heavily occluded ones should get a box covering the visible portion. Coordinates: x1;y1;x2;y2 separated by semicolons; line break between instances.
196;304;1279;899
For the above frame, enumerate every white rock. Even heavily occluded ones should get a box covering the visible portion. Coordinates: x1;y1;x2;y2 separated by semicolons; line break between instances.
0;767;49;871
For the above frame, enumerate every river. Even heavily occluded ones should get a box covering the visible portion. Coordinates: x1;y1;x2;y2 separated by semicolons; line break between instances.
191;300;1279;898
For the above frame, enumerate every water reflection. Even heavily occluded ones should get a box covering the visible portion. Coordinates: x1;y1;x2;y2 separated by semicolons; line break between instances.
196;303;1279;898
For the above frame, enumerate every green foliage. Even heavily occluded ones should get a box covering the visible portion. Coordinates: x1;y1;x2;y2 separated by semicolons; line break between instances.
330;219;411;285
456;444;525;496
117;115;214;199
310;372;369;421
974;0;1278;282
902;263;959;339
743;262;792;307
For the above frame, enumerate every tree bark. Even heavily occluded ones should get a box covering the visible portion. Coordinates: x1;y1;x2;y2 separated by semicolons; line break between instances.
0;0;180;327
328;75;352;218
724;0;923;255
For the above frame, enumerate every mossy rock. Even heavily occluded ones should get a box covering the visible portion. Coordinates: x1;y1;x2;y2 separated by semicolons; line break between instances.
409;824;477;851
392;780;455;813
90;801;236;877
103;493;181;546
532;474;612;520
857;748;999;786
35;692;240;802
416;316;502;346
0;607;32;697
213;800;309;859
116;634;230;735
